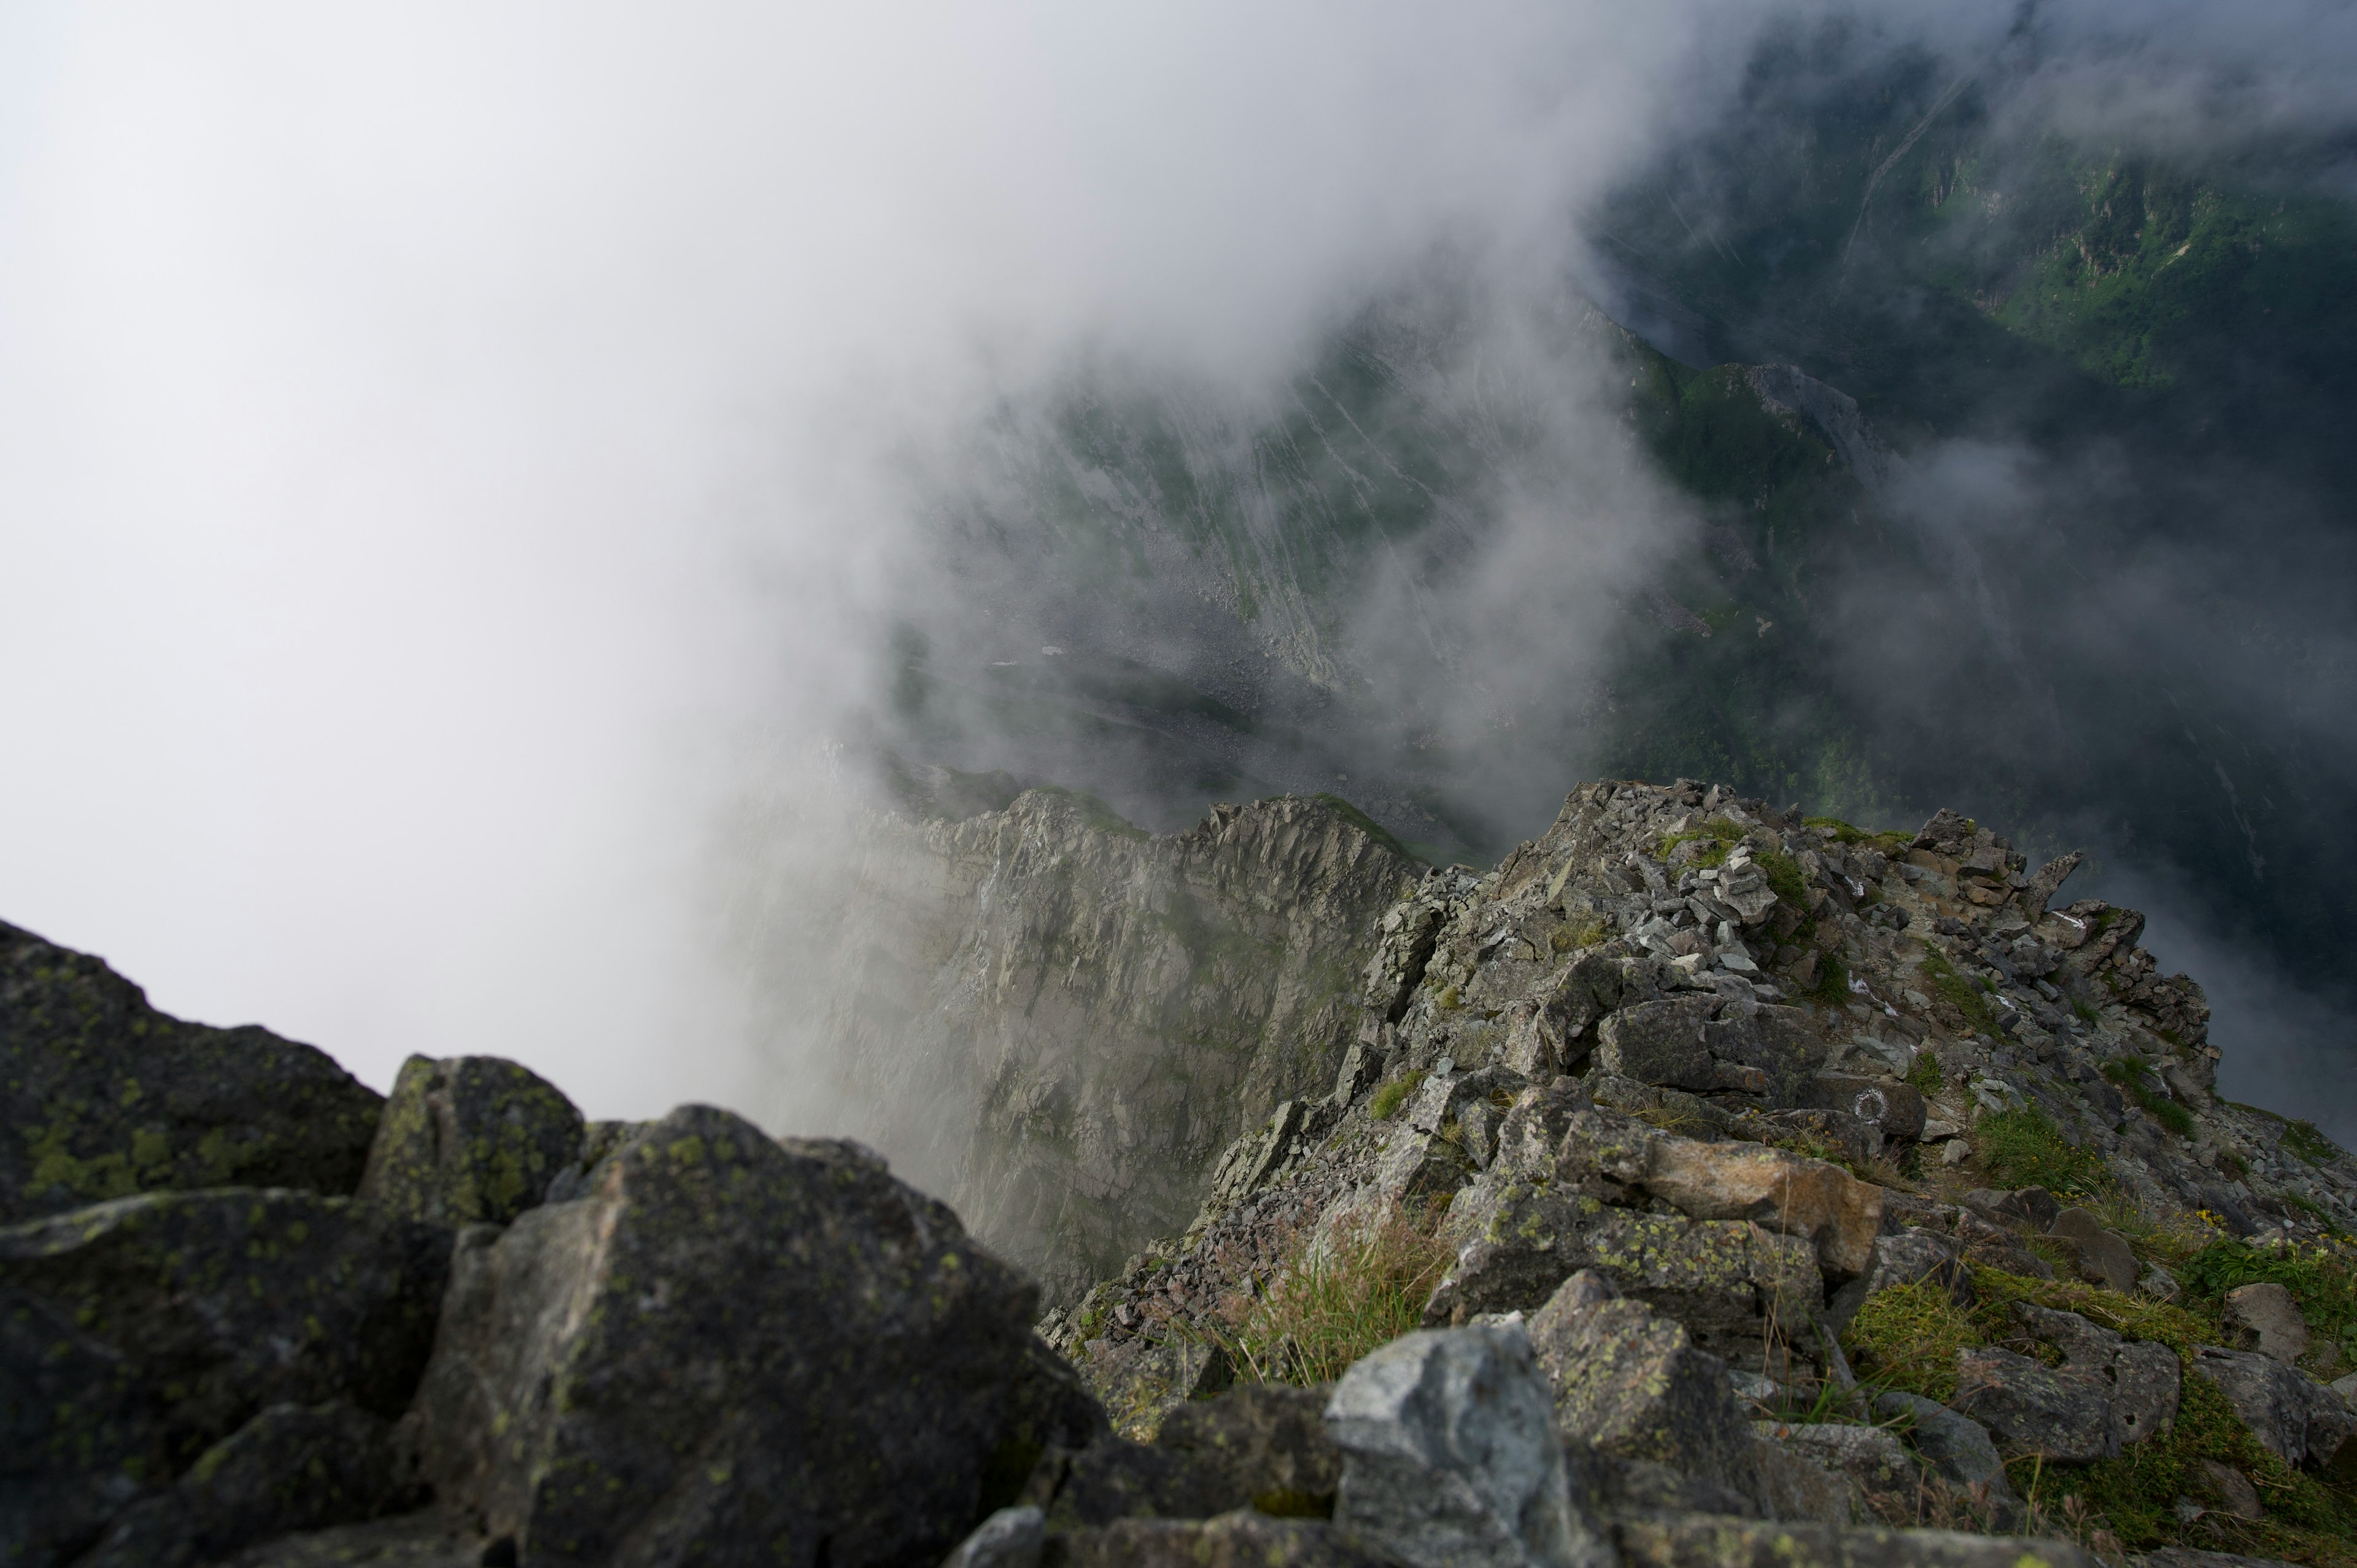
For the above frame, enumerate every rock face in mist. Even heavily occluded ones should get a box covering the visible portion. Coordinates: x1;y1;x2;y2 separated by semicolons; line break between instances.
0;918;385;1223
811;786;1414;1303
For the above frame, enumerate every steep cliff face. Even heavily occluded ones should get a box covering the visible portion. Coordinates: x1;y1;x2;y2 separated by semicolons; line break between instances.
811;787;1415;1303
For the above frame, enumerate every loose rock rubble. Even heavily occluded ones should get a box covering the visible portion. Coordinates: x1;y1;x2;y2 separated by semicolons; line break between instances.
1040;779;2357;1567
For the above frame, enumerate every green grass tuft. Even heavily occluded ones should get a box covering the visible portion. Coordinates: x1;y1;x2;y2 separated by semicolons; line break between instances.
1921;947;2003;1037
2284;1120;2343;1166
2103;1056;2196;1137
1206;1202;1453;1386
1803;951;1850;1006
1906;1048;1945;1095
1369;1070;1427;1122
1975;1106;2108;1195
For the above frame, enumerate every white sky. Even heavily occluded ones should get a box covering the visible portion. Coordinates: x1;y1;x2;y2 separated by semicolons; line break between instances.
0;4;1724;1117
1;2;2348;1124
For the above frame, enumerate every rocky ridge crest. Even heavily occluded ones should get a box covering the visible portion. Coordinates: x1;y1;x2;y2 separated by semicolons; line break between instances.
6;775;2355;1568
1041;778;2357;1565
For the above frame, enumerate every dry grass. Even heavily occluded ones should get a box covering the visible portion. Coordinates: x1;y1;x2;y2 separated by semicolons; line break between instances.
1204;1199;1454;1386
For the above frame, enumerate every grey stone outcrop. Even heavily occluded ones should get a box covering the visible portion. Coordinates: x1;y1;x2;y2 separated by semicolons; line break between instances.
0;1189;449;1567
355;1055;584;1227
1325;1326;1616;1568
410;1105;1091;1568
2191;1347;2357;1470
0;920;384;1222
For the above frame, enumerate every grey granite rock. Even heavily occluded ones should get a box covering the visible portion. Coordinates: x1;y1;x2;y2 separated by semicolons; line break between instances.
0;921;384;1224
1325;1326;1613;1568
355;1056;584;1229
412;1105;1089;1568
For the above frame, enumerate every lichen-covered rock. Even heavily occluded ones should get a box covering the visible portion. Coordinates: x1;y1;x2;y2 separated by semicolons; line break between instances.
1870;1393;2014;1503
1075;1336;1232;1443
355;1055;584;1228
1619;1137;1883;1281
1612;1516;2096;1568
210;1508;486;1568
1950;1348;2113;1464
1156;1385;1344;1519
1525;1272;1757;1503
0;1191;449;1566
0;920;384;1222
2220;1282;2310;1365
412;1104;1094;1568
1596;1000;1716;1092
76;1401;419;1568
2191;1346;2357;1470
1050;1509;1407;1568
1023;1385;1341;1530
1752;1423;1918;1518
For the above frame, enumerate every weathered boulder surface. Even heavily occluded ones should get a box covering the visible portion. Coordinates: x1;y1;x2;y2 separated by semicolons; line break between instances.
412;1103;1093;1568
2220;1281;2310;1365
76;1401;420;1568
0;1189;449;1566
1950;1305;2180;1466
1525;1271;1756;1505
1050;1509;1407;1568
1871;1394;2014;1502
0;920;384;1222
1021;1385;1341;1529
1612;1517;2096;1568
2191;1347;2357;1470
356;1054;584;1227
1323;1326;1615;1568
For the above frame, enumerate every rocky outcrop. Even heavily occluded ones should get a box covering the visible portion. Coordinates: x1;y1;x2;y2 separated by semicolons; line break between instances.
1;1188;450;1564
357;1055;584;1228
413;1103;1091;1567
0;920;384;1222
799;789;1415;1303
1042;776;2357;1562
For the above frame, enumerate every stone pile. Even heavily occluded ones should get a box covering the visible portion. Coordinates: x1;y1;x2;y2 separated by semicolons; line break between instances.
1042;781;2357;1561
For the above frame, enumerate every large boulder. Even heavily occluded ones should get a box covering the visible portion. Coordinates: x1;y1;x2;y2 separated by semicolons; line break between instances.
2220;1283;2311;1365
1422;1180;1820;1375
0;1190;449;1566
356;1056;584;1228
1524;1272;1756;1503
411;1104;1094;1568
2192;1347;2357;1471
1324;1326;1614;1568
0;921;384;1222
1951;1350;2112;1464
75;1402;419;1568
1049;1510;1407;1568
1613;1516;2097;1568
1870;1393;2016;1504
1595;1000;1716;1092
1022;1386;1337;1529
1616;1135;1884;1281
